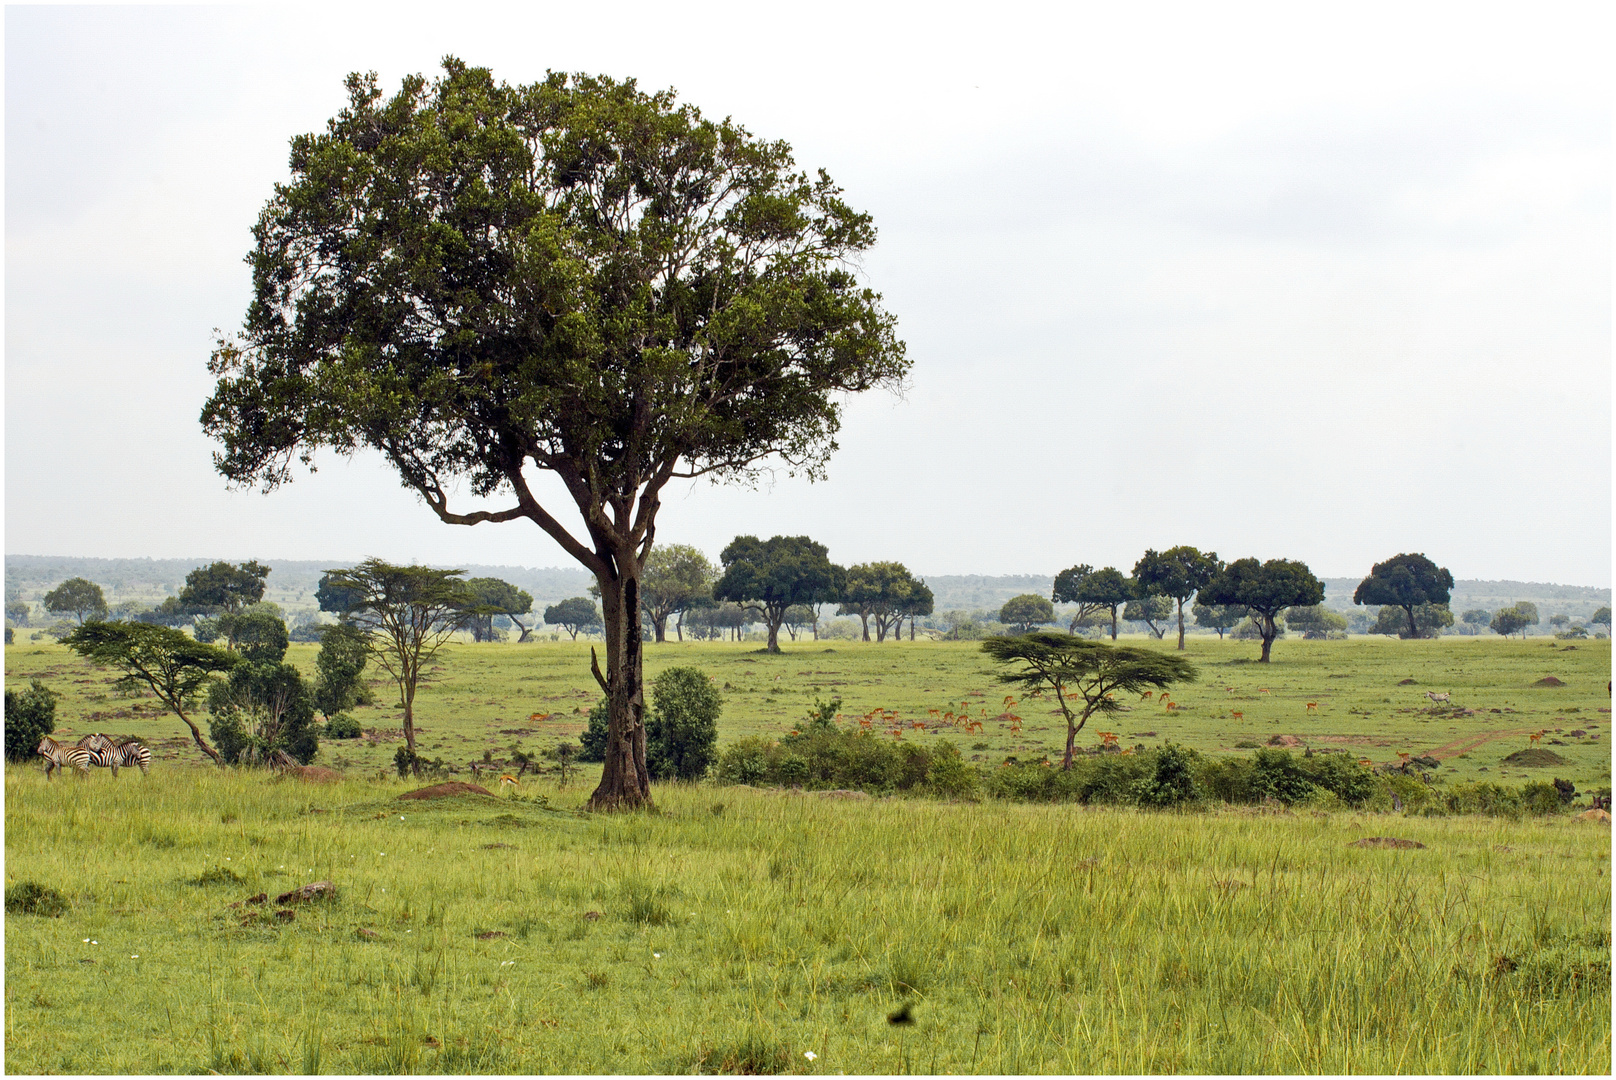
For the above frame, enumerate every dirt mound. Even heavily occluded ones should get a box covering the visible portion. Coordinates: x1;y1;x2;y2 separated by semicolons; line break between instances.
398;781;494;800
1266;734;1304;748
1500;748;1568;767
1397;678;1418;685
1532;676;1566;687
1350;837;1426;850
1577;809;1611;823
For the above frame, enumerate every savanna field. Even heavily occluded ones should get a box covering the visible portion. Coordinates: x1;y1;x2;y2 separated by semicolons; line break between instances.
5;635;1612;1073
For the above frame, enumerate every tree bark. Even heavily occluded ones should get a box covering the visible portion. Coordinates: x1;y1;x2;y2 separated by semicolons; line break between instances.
652;613;668;643
173;706;223;766
588;561;653;811
1258;613;1275;662
1176;599;1187;650
1404;604;1418;641
1110;609;1119;640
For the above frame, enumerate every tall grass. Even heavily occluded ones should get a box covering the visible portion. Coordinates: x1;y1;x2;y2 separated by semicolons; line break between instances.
4;766;1608;1072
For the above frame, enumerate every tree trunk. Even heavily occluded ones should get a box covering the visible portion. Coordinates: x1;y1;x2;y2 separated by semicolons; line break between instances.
859;613;870;642
588;562;652;811
1404;605;1418;641
1110;609;1119;640
1259;613;1275;662
652;614;668;643
1063;720;1077;769
910;619;915;642
1176;599;1187;650
765;616;782;653
173;706;223;766
675;611;684;642
402;679;417;754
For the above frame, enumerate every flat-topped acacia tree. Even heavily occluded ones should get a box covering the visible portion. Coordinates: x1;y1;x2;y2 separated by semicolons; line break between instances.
200;61;907;809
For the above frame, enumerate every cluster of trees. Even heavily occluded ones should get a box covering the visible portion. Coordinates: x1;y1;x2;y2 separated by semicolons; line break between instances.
1046;549;1323;663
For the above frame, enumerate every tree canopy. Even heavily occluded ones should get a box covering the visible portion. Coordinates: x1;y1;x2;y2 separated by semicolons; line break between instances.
1286;604;1349;639
1198;557;1324;662
178;561;270;615
640;544;717;643
1000;594;1055;633
62;621;241;764
1352;554;1454;642
982;632;1196;768
1133;546;1222;650
1122;594;1175;639
43;578;108;625
460;577;535;642
1490;603;1539;639
200;62;907;810
1591;606;1612;628
544;597;602;641
322;560;471;759
838;561;924;642
1062;567;1132;640
714;536;841;653
1191;601;1244;639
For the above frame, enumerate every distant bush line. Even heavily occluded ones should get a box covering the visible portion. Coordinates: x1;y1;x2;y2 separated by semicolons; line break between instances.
714;729;1596;817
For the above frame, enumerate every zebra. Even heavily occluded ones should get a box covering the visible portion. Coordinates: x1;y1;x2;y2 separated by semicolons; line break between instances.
78;733;152;777
36;736;91;779
1424;691;1451;704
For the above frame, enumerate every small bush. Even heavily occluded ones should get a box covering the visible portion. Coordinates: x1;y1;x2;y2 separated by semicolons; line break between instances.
1443;781;1524;818
578;701;609;762
646;667;722;781
5;882;69;917
1133;742;1200;807
325;713;363;739
1248;748;1319;805
4;679;58;762
1522;781;1565;815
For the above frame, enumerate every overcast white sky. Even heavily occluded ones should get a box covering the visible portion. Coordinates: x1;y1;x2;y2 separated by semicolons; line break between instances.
6;2;1611;586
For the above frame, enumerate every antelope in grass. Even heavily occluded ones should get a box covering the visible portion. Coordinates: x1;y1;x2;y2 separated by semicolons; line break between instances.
1140;690;1154;701
1305;702;1318;713
1098;732;1120;747
1529;730;1544;746
1231;711;1244;720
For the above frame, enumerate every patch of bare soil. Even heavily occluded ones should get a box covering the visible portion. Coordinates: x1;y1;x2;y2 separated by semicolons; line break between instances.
1532;676;1567;687
1350;837;1426;850
398;781;494;800
1266;735;1305;747
1577;809;1611;823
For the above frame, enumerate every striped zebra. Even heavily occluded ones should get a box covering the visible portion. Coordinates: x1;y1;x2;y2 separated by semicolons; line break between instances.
78;733;152;777
36;736;91;779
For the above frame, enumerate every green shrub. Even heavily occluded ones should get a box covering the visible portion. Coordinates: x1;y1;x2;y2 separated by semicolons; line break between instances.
1522;781;1565;815
1133;742;1200;807
925;742;979;797
646;667;722;781
1443;781;1524;818
313;622;370;718
325;713;363;739
715;737;771;785
1249;748;1319;805
4;679;58;763
5;881;68;917
578;701;609;762
1303;753;1377;806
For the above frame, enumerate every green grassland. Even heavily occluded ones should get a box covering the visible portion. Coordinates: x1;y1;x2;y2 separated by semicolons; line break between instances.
4;769;1611;1073
5;635;1611;1073
6;635;1610;790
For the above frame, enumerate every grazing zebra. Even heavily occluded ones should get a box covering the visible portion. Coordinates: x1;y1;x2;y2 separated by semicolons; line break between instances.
78;733;151;777
1424;691;1451;704
36;736;91;779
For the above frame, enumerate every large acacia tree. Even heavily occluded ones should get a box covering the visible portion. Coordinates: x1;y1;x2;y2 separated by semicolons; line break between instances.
1133;546;1222;650
201;62;906;809
1198;557;1325;663
1352;553;1454;642
713;535;841;653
